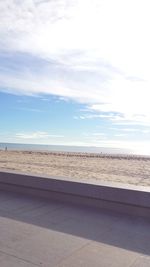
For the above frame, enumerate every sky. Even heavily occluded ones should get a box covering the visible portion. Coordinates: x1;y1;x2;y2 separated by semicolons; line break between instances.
0;0;150;154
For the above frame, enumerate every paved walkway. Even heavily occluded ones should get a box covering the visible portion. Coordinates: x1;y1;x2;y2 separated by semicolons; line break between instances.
0;190;150;267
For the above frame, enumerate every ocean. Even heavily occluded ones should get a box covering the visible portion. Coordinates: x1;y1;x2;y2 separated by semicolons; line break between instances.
0;142;134;155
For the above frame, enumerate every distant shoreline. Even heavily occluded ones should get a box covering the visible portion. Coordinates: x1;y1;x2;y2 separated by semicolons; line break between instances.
1;149;150;161
0;142;135;155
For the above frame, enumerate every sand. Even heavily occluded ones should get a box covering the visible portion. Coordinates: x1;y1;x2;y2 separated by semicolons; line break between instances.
0;150;150;187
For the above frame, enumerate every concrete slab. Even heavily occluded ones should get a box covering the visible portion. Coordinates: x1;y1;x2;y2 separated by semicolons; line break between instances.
0;252;39;267
131;256;150;267
57;242;139;267
4;229;88;266
0;190;150;267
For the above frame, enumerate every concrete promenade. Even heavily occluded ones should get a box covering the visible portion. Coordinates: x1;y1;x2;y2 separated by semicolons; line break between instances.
0;171;150;266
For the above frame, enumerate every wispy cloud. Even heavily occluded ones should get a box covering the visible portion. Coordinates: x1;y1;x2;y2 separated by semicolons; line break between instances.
120;128;150;134
82;132;106;137
73;112;121;120
92;133;105;136
120;128;140;133
76;109;150;128
16;132;64;139
15;107;43;112
114;134;127;137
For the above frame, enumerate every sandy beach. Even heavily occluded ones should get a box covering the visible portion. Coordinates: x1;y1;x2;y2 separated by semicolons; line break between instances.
0;150;150;187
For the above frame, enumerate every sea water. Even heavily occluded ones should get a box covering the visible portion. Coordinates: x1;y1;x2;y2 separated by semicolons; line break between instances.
0;142;135;155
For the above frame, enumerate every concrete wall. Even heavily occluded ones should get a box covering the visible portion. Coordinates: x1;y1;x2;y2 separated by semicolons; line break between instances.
0;170;150;218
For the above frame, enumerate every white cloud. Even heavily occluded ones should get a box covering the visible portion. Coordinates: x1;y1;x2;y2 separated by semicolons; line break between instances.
120;128;140;133
92;133;105;136
74;114;115;120
82;132;106;139
1;0;150;126
120;128;150;134
114;134;127;137
16;131;64;139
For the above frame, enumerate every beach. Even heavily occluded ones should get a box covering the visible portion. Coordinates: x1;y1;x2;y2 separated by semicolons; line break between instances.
0;150;150;187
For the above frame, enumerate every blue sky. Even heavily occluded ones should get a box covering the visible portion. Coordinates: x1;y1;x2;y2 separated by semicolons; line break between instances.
0;0;150;154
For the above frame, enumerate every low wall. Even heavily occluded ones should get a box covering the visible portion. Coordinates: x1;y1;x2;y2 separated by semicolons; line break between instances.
0;170;150;218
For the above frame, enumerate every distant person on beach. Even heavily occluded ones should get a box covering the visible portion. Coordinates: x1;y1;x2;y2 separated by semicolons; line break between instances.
5;146;7;151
